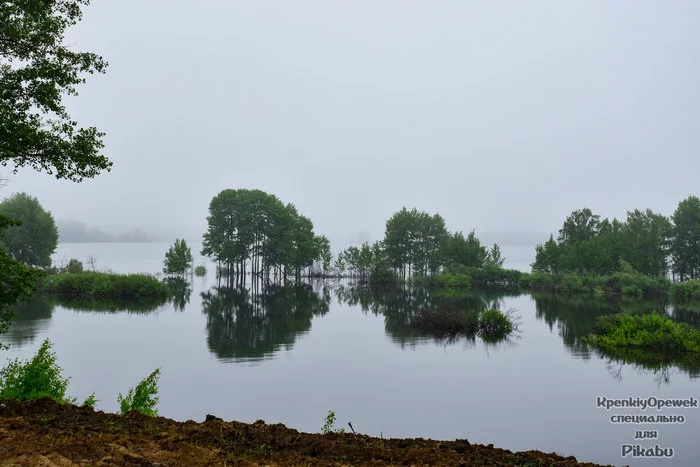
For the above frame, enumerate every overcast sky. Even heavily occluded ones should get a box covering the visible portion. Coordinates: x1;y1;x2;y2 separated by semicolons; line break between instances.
4;0;700;250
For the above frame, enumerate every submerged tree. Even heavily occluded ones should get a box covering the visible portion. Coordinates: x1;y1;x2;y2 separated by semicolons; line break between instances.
201;189;327;282
0;193;58;268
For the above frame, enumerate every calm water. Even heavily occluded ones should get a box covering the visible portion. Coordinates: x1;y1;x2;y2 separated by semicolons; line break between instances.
3;242;700;467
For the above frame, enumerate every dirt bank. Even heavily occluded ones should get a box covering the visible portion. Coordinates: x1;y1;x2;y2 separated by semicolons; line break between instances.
0;398;613;466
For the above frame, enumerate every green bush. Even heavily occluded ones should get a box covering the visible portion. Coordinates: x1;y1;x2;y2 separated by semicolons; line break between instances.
0;339;73;403
585;313;700;353
478;309;514;342
40;272;170;299
65;258;84;274
193;265;207;277
672;280;700;301
440;271;472;288
118;368;160;417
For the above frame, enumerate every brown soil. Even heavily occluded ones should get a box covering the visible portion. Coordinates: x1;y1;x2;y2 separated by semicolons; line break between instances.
0;398;613;466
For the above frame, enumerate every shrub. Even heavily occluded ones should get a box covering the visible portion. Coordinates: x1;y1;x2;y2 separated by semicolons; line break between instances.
194;265;207;277
82;393;97;409
40;272;170;299
321;409;344;434
478;309;514;342
118;368;160;417
65;258;84;274
672;280;700;301
585;313;700;353
0;339;73;403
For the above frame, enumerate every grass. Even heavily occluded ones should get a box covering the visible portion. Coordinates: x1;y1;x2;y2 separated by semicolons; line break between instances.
40;272;170;300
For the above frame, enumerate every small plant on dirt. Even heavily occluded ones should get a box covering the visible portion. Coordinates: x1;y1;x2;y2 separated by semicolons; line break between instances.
118;368;160;417
0;339;74;403
321;409;345;434
82;392;97;409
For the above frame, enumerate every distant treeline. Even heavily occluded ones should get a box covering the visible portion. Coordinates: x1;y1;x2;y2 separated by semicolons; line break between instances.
334;207;506;282
58;221;157;243
532;195;700;281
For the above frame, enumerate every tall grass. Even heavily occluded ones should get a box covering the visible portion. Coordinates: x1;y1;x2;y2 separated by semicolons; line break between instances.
40;272;169;299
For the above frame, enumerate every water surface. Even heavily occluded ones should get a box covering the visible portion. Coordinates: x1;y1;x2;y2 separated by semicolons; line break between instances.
3;242;699;467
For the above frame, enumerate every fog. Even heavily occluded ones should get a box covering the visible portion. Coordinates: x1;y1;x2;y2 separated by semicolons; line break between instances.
3;0;699;251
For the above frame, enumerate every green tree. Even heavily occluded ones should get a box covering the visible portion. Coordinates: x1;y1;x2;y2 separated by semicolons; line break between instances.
444;230;488;271
163;238;194;277
622;209;672;277
531;235;560;273
558;208;600;246
671;195;700;281
202;189;326;282
1;0;110;342
1;0;111;181
485;244;505;267
383;207;448;278
0;193;58;268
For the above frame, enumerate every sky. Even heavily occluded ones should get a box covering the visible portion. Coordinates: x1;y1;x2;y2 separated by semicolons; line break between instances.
3;0;700;251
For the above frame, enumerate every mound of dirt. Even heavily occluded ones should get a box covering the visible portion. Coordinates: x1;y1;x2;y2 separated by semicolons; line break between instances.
0;398;613;466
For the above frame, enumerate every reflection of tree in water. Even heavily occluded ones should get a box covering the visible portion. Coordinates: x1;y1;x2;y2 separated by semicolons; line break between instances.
532;294;666;359
202;283;330;363
163;277;192;312
334;285;513;348
533;294;700;383
4;296;54;347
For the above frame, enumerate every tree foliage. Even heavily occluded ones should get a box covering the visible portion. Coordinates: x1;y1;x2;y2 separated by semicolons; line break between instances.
0;192;58;268
671;195;700;281
163;238;193;277
202;189;327;281
1;0;110;341
533;199;697;282
1;0;111;181
383;207;448;278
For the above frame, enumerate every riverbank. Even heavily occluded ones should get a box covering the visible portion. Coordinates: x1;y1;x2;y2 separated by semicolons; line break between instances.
0;398;611;466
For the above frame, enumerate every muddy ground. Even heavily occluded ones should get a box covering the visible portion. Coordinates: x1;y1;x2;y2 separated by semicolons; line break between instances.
0;398;614;466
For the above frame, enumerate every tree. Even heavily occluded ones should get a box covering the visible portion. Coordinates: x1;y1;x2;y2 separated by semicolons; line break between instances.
444;230;488;271
163;239;194;277
1;0;110;345
622;209;672;277
558;208;600;246
0;193;58;268
202;189;327;282
1;0;111;181
485;244;505;267
671;195;700;281
383;207;448;278
531;235;560;273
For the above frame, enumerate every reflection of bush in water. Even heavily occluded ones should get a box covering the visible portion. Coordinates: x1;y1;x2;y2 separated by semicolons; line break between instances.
594;345;700;381
4;297;55;347
335;285;515;345
201;284;330;362
532;293;667;358
50;295;168;314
